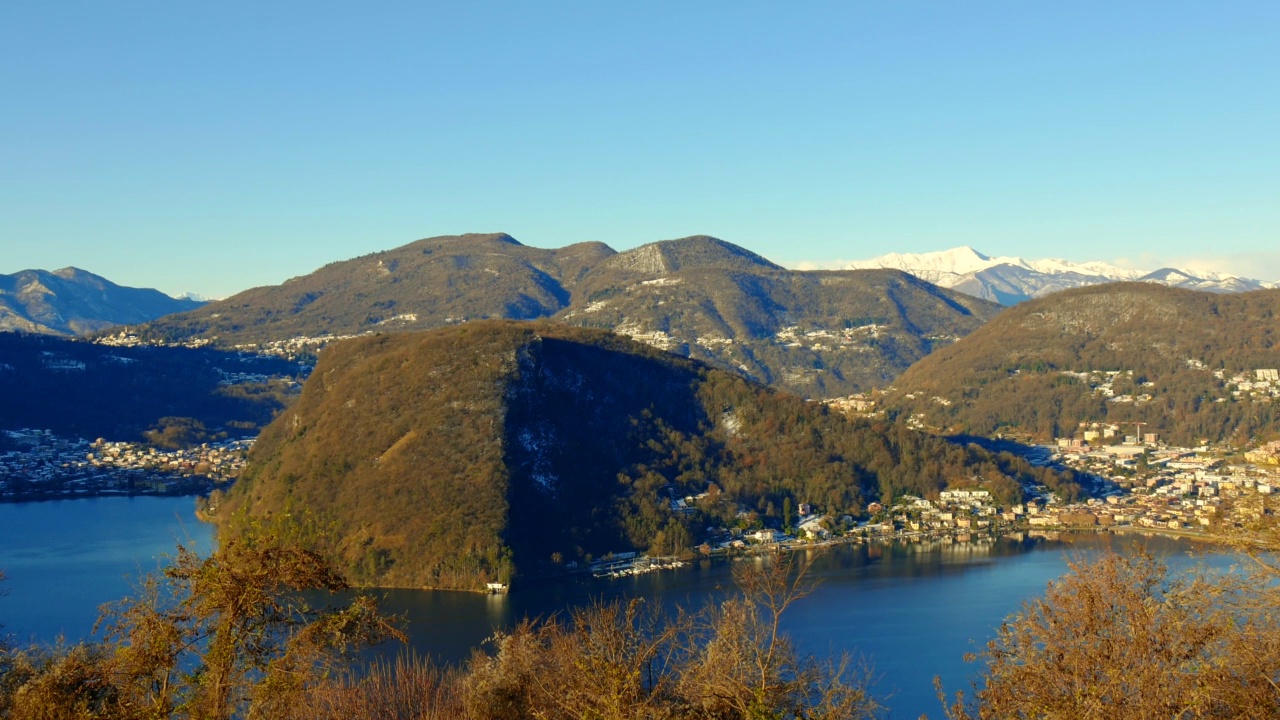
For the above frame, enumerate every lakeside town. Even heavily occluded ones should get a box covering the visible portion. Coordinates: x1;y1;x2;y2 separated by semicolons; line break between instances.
6;353;1280;569
817;366;1280;535
582;424;1280;582
6;413;1280;546
0;428;250;501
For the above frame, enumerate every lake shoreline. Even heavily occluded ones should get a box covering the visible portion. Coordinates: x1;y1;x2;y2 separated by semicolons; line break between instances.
0;497;1227;720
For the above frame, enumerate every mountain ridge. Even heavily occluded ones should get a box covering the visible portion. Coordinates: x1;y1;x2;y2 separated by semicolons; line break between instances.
847;247;1275;305
0;267;205;336
883;282;1280;445
136;233;1002;397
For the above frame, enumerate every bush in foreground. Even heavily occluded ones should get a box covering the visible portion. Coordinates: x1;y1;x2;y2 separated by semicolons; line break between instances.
293;554;881;720
938;550;1280;720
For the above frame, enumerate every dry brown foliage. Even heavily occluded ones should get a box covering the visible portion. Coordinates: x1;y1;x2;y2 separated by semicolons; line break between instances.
287;654;463;720
678;555;879;720
1;642;118;720
0;537;401;720
459;598;686;720
287;552;882;720
937;550;1280;720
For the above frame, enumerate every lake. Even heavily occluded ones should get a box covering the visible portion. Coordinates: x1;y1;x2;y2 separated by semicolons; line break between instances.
0;498;1228;719
0;496;215;643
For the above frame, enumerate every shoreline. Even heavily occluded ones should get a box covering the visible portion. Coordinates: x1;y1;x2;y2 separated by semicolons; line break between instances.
348;524;1231;594
0;487;212;505
1;491;1234;593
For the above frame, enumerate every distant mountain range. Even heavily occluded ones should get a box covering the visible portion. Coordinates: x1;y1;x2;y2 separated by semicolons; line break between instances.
137;233;1002;398
846;246;1277;305
0;267;204;336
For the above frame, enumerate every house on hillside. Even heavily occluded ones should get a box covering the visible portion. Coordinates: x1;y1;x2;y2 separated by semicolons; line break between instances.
797;515;829;540
751;529;785;544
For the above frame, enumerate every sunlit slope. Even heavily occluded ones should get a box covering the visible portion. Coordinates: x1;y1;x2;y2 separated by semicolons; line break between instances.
140;233;1002;397
220;321;1077;590
887;283;1280;444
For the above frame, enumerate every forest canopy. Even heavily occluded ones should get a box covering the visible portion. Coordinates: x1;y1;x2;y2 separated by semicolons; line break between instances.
887;283;1280;445
217;321;1078;590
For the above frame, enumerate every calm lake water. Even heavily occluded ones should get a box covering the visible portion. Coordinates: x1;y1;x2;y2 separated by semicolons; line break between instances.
0;497;1229;719
0;496;215;642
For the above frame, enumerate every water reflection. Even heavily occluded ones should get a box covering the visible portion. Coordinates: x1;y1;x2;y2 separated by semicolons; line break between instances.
0;499;1228;719
368;533;1223;718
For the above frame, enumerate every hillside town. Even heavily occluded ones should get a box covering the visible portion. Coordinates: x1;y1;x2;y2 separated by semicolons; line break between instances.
661;417;1280;561
0;429;251;500
7;411;1279;547
1061;366;1280;405
96;326;342;363
95;329;214;349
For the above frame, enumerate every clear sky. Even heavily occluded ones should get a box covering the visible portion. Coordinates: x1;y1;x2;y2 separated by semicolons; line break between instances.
3;1;1278;298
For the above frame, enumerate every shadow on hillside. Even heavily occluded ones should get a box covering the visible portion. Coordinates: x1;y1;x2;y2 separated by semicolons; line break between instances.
0;332;307;443
502;335;710;574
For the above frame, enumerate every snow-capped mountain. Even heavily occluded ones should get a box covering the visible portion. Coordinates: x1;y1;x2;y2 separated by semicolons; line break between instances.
846;247;1276;305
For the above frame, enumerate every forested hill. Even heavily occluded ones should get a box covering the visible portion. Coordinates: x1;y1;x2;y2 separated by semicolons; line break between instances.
135;233;1001;397
885;283;1280;445
216;321;1078;591
559;259;997;398
135;233;615;343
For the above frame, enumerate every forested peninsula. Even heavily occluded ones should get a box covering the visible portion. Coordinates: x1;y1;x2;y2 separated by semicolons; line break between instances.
215;321;1077;590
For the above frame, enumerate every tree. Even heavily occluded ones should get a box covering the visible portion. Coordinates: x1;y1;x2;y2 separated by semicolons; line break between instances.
431;552;881;720
99;536;403;720
938;550;1280;720
678;553;881;720
459;599;685;720
0;537;402;720
2;641;118;720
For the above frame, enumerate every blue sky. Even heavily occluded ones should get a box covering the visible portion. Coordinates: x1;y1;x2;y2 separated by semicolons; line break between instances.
3;1;1277;298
